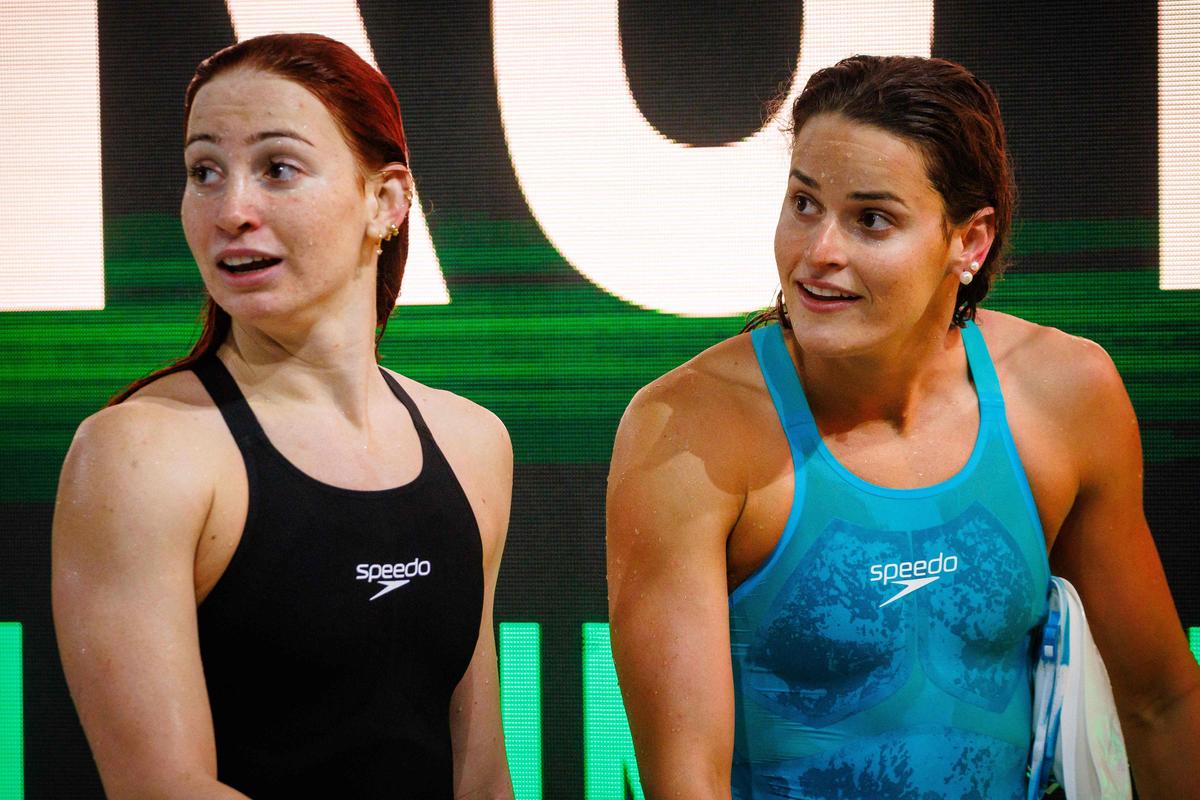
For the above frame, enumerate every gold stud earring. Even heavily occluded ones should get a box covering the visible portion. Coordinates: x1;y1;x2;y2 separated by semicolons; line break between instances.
385;223;400;241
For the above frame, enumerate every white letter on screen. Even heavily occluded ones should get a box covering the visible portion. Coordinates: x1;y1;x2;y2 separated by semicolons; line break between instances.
226;0;450;304
1159;1;1200;290
0;1;104;311
494;1;932;316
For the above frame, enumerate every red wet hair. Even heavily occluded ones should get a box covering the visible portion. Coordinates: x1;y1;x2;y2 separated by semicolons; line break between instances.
111;33;411;405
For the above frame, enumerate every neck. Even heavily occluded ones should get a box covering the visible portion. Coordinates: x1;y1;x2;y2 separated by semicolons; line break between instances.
790;318;967;435
218;307;382;426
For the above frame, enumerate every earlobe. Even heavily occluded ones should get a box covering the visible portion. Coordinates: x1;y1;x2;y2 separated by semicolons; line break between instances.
956;206;996;276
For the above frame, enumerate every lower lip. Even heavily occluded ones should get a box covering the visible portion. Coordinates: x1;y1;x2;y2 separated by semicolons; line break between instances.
795;284;860;313
215;261;282;289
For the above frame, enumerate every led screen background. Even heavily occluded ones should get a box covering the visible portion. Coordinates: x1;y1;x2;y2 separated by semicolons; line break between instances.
1;2;1198;797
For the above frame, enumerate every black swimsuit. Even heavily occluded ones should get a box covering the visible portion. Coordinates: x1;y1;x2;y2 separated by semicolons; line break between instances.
193;356;483;798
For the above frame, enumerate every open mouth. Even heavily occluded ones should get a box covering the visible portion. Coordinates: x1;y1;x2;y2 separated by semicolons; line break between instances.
219;256;281;274
800;283;860;302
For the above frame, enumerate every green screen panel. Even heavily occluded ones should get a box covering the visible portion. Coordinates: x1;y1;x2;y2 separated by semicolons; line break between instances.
500;622;543;800
582;623;644;800
0;623;23;800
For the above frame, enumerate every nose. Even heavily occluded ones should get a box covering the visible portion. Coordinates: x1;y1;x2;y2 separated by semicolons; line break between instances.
807;217;849;271
214;174;261;236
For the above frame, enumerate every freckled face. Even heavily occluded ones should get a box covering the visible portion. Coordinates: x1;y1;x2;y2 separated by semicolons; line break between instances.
181;69;375;327
775;113;961;356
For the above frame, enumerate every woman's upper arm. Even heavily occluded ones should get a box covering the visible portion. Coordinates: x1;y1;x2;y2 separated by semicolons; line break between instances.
444;403;515;798
1046;340;1200;724
606;376;745;799
52;403;231;798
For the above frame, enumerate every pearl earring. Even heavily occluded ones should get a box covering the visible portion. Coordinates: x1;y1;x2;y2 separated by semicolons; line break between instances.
960;260;980;286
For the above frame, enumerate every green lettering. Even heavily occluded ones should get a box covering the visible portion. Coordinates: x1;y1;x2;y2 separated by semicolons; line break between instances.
0;622;23;799
582;623;644;800
499;622;542;799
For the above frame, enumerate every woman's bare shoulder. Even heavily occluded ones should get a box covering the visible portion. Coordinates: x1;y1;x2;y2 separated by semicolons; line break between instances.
613;330;768;475
976;310;1124;402
381;368;510;458
66;370;227;502
80;370;219;447
629;330;764;414
56;370;226;562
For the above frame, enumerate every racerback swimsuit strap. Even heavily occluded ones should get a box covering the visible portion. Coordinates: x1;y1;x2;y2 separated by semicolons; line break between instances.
192;354;269;446
193;355;439;458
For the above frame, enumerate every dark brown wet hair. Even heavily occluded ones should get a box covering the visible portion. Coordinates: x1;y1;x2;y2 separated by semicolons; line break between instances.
746;54;1015;332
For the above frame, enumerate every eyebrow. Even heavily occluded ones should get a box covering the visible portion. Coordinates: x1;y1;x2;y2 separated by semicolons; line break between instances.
790;169;819;189
849;190;907;208
185;129;315;148
790;169;908;208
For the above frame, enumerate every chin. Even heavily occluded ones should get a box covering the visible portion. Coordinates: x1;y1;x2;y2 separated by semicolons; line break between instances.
210;291;298;327
786;316;890;359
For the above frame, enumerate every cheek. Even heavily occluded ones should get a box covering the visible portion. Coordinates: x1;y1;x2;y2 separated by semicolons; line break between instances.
283;197;368;272
774;211;803;271
285;188;362;240
179;195;208;249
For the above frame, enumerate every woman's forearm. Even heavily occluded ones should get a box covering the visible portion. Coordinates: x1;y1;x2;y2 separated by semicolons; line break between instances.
1122;680;1200;799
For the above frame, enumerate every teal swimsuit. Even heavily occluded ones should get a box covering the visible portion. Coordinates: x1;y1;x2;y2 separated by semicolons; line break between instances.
729;322;1050;799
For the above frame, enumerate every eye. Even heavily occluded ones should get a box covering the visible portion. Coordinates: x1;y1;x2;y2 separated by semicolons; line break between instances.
187;164;217;185
792;193;818;215
266;160;299;181
860;210;893;231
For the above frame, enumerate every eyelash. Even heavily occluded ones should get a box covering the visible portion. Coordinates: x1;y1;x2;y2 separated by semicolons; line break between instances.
186;160;299;184
188;164;213;183
793;193;818;214
266;160;298;181
861;211;890;230
793;193;894;231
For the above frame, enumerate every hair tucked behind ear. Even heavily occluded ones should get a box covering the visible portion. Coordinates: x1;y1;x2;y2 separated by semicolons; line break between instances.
745;55;1015;333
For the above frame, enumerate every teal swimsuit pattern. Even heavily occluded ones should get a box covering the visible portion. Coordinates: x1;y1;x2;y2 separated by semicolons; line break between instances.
729;322;1050;799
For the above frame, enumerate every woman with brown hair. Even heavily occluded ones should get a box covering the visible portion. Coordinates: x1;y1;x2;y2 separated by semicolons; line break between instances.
53;34;513;798
607;55;1199;799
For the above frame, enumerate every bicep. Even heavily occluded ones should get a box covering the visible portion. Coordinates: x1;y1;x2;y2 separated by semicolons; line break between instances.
1048;359;1200;724
52;412;219;796
606;396;743;795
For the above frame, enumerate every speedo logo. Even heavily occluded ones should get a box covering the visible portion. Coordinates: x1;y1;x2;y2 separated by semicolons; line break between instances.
869;552;959;607
355;559;432;601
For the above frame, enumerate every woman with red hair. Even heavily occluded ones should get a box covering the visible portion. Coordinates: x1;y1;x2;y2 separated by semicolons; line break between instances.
53;34;513;798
